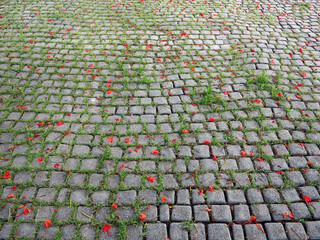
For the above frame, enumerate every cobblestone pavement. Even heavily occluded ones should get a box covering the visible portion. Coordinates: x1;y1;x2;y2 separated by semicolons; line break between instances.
1;0;320;239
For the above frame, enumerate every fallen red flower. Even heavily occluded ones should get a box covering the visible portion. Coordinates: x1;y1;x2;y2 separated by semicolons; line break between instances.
1;171;10;179
43;219;51;227
102;224;111;236
302;195;311;203
151;149;159;154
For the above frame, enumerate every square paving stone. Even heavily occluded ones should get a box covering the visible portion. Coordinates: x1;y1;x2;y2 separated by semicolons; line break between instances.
95;207;110;222
36;226;59;240
139;190;157;204
80;224;96;240
280;188;300;203
124;174;141;188
310;202;320;219
305;221;320;240
193;205;210;222
116;190;137;204
250;204;271;222
193;145;210;158
244;224;267;240
19;187;36;201
68;173;86;186
198;173;215;187
91;191;110;204
72;145;90;155
81;159;98;170
234;205;250;223
13;171;32;183
0;203;13;220
170;223;188;240
285;223;308;240
286;171;306;186
246;188;264;204
210;205;232;223
70;189;88;204
206;189;226;205
56;206;73;221
160;190;175;205
116;207;136;221
146;223;168;240
89;173;104;187
77;207;93;222
262;188;281;203
35;206;55;220
190;223;206;240
299;186;320;200
36;188;57;202
232;224;244;240
163;174;179;188
140;205;157;222
192;189;206;204
171;206;192;221
208;224;232;240
270;204;292;221
16;223;36;238
126;225;143;240
0;223;13;239
50;171;66;185
159;204;170;222
57;188;68;203
264;223;287;240
33;171;49;185
61;225;76;240
177;189;190;205
290;202;311;220
227;190;246;204
288;157;307;168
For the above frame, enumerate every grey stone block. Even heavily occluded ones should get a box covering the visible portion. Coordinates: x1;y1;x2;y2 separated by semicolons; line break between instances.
250;204;271;222
264;223;287;240
244;224;267;240
210;205;232;223
305;221;320;240
227;190;246;204
234;205;250;223
208;224;232;240
146;223;167;240
285;223;308;240
170;223;188;240
126;225;142;240
171;206;192;221
290;202;311;220
116;190;136;204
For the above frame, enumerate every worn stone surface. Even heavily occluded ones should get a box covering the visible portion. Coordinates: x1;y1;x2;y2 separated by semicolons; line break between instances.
1;0;320;239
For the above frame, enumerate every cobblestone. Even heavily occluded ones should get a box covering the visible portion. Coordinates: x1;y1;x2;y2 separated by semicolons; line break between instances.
1;0;320;239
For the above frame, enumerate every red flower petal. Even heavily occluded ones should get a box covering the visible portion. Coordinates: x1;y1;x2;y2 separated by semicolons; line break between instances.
44;219;51;228
209;117;215;122
151;149;159;154
140;213;146;221
302;195;311;203
102;224;111;235
147;176;154;182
